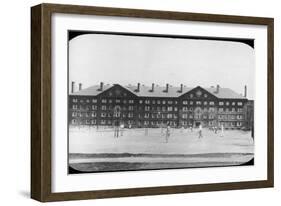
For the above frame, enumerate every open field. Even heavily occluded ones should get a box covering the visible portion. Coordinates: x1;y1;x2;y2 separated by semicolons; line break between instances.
69;127;254;173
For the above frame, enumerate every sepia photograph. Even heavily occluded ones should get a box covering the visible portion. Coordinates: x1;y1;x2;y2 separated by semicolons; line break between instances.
67;31;255;174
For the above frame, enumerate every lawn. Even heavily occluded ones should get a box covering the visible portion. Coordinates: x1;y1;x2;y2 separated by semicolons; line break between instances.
69;127;254;173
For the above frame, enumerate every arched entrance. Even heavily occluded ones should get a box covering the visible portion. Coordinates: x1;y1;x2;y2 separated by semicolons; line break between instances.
113;105;121;127
194;107;203;127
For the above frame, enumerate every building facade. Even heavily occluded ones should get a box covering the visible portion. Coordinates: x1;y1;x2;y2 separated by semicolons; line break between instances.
69;82;253;129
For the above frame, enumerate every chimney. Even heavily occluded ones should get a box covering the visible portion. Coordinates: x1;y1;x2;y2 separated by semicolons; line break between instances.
79;83;82;91
165;83;169;93
71;81;75;93
244;85;247;98
135;83;140;92
99;82;104;91
179;84;183;93
216;84;220;93
150;83;155;92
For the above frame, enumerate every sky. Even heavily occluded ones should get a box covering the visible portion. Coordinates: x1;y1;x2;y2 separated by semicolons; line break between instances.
69;33;255;99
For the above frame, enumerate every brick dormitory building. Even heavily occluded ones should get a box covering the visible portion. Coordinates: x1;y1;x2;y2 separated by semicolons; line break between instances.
68;82;254;130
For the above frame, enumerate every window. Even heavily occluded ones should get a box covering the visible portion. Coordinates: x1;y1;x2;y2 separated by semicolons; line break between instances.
196;101;201;105
174;107;178;111
139;100;143;104
101;105;106;110
190;94;194;98
129;106;134;111
86;99;90;103
116;99;120;103
204;94;208;98
238;108;243;112
157;100;161;104
209;101;215;105
123;100;127;104
145;100;150;104
182;114;188;119
92;99;97;103
144;113;149;118
162;100;166;104
209;107;215;112
168;101;173;104
204;101;208;105
162;106;166;111
71;119;77;124
232;102;235;106
101;113;106;117
232;108;236;112
219;108;223;112
72;105;77;109
102;99;107;103
238;102;243;106
209;114;214;119
167;106;173;111
190;101;193;105
226;102;229;106
237;115;243;119
80;99;84;103
101;120;106;125
189;115;193;119
91;112;96;117
183;100;188;105
72;98;78;103
92;105;97;110
72;112;77;117
237;122;242;126
129;100;134;104
219;102;224;106
86;120;90;124
152;100;156;104
145;106;150;111
167;114;173;119
91;120;96;124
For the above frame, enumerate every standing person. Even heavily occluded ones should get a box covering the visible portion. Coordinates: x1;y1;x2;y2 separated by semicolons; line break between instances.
114;120;119;138
220;124;224;137
120;123;124;136
198;124;203;139
145;126;148;136
214;126;218;134
165;124;171;143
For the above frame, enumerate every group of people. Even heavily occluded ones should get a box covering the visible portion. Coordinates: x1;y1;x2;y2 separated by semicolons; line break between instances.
195;124;225;139
112;121;225;141
164;123;225;142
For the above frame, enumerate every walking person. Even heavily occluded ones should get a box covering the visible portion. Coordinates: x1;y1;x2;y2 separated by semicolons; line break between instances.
198;124;203;139
220;124;224;137
165;124;171;143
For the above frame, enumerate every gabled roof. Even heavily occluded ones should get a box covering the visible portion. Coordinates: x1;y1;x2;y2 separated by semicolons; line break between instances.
70;84;113;96
205;87;246;99
70;84;247;99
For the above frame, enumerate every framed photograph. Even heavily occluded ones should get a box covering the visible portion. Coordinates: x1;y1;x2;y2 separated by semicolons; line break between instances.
31;3;274;202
